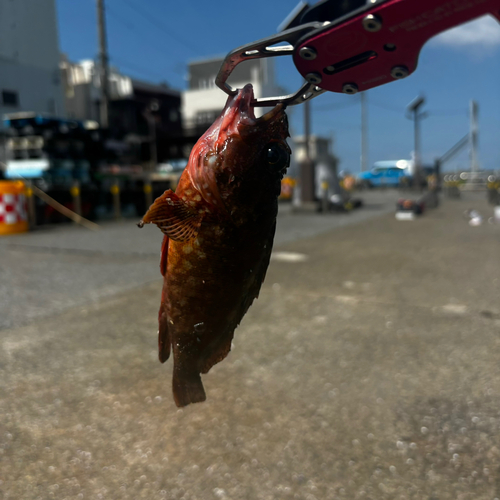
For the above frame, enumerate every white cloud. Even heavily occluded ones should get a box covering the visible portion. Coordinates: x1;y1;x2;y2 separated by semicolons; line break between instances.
431;15;500;48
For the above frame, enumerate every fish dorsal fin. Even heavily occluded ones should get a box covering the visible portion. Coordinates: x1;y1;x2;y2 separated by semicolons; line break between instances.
140;189;203;242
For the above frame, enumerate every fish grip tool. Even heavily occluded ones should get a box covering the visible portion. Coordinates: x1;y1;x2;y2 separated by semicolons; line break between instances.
216;0;500;107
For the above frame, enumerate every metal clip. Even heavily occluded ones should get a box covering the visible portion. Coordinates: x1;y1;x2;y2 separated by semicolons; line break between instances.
215;23;326;107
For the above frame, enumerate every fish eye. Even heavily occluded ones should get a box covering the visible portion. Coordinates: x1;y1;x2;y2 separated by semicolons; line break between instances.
266;143;289;171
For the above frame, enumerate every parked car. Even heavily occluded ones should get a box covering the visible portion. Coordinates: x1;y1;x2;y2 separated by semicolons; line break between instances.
357;160;411;188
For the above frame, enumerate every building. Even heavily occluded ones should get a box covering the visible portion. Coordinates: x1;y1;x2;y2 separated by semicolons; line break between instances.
0;0;65;127
61;58;183;163
182;56;285;154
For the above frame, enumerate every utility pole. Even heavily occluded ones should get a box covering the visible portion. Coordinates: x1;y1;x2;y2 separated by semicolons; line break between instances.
406;96;426;190
300;98;315;203
96;0;110;128
143;100;159;209
360;92;368;172
469;100;479;172
144;100;159;169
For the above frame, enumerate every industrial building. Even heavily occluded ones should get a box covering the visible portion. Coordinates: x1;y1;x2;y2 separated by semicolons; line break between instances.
0;0;65;126
61;58;183;163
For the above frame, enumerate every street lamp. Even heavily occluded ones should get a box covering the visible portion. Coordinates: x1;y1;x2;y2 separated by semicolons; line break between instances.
142;99;159;208
144;99;159;169
406;96;427;191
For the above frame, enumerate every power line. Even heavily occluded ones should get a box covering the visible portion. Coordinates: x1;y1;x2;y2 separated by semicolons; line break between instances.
330;123;362;131
370;99;468;116
106;5;176;61
369;100;403;113
105;3;134;30
313;98;360;112
428;109;468;117
105;5;185;81
119;0;203;55
109;56;169;81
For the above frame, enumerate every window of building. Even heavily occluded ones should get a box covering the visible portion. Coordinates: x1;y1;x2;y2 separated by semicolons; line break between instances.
169;110;179;122
2;90;19;106
198;77;216;90
48;98;56;114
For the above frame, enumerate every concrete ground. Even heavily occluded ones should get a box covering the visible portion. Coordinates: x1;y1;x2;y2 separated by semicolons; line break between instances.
0;190;399;331
1;190;500;499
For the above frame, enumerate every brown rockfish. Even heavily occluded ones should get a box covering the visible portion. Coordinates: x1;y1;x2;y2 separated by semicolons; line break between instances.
139;84;290;407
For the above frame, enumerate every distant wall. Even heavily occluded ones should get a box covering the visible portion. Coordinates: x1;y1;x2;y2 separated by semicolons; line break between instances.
0;60;66;123
0;0;65;127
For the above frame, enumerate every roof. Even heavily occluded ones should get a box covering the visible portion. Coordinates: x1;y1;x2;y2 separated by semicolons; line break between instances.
187;54;226;66
131;79;180;97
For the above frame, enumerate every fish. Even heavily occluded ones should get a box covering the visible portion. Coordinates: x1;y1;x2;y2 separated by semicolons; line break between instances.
138;84;290;407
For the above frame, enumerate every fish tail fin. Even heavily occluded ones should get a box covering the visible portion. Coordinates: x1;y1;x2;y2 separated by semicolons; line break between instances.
172;365;206;407
158;316;170;363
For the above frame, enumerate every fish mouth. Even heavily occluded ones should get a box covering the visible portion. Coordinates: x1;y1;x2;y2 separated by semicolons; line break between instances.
185;84;287;213
233;84;284;125
215;84;284;142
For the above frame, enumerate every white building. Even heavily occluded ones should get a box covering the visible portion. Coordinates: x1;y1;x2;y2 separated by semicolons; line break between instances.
0;0;65;127
61;58;134;122
182;56;285;140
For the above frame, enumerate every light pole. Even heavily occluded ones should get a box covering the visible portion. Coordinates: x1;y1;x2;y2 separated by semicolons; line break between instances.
406;96;427;191
143;100;159;208
300;98;315;203
96;0;110;128
469;100;479;173
145;100;159;170
360;91;368;172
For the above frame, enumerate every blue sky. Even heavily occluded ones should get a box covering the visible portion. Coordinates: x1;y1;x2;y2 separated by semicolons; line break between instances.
56;0;500;173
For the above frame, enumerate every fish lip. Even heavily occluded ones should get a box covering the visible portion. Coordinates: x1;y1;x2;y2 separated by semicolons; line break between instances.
238;84;255;120
196;85;286;157
231;84;284;129
254;103;285;125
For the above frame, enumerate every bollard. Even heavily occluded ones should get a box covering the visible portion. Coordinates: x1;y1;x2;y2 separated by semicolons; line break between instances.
321;180;329;213
487;187;499;206
70;180;82;221
110;182;121;220
495;206;500;224
25;180;36;228
445;182;460;199
487;181;500;206
0;180;29;235
170;175;179;192
143;179;153;210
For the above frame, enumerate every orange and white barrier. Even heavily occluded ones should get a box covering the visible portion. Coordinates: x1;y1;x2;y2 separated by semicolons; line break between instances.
0;181;29;235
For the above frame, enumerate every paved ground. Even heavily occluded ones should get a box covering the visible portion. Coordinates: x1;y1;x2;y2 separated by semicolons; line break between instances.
0;190;400;330
1;190;500;499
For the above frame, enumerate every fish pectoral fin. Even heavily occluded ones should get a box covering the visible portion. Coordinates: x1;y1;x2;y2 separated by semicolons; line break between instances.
140;189;203;242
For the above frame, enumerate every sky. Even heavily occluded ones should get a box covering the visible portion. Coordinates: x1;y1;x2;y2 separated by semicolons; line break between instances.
56;0;500;173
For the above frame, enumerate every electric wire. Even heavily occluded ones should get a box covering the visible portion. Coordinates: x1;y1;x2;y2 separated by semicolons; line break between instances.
105;4;185;81
312;97;361;112
370;99;467;116
109;56;170;81
369;100;403;113
119;0;203;55
106;5;179;62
